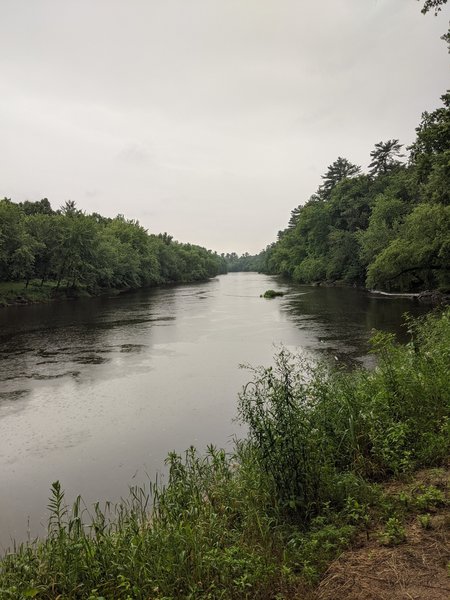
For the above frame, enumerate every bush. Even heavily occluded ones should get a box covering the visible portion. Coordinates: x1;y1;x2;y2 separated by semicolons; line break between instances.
238;309;450;522
262;289;284;298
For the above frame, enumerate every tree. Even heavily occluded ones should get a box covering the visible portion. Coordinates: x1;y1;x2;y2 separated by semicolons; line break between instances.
158;232;173;245
25;214;60;285
419;0;448;15
326;229;362;282
409;92;450;198
358;194;409;266
60;200;80;217
369;140;405;176
288;205;303;229
327;175;374;232
19;198;53;216
366;203;450;291
418;0;450;51
0;199;39;284
420;151;450;204
410;92;450;160
319;157;361;199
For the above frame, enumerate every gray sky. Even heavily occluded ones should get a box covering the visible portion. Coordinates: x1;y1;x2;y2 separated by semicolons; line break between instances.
1;0;449;254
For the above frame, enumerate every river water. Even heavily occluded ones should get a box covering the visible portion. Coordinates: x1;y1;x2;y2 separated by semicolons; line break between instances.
0;273;429;548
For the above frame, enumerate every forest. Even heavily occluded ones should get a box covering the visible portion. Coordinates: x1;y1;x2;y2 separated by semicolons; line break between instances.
0;198;227;304
229;90;449;293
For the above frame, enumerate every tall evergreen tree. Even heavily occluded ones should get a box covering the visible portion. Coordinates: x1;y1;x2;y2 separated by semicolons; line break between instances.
319;157;361;199
368;140;404;176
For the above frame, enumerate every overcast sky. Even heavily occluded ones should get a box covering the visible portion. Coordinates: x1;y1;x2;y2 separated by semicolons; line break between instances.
1;1;449;254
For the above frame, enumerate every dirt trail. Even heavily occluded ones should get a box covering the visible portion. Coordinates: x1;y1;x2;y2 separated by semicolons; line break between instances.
311;469;450;600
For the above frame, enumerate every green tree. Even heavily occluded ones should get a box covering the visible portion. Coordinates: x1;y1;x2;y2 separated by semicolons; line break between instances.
419;0;448;15
367;203;450;290
19;198;53;216
60;200;80;217
25;213;60;284
409;92;450;198
410;92;450;159
288;205;303;229
319;157;361;199
326;229;362;282
0;199;38;284
369;140;405;176
327;175;374;232
55;214;99;289
358;194;409;266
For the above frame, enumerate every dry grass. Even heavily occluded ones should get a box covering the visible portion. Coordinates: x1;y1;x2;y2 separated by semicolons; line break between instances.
315;469;450;600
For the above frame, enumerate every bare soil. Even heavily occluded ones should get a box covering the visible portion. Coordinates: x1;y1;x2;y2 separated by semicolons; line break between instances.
310;469;450;600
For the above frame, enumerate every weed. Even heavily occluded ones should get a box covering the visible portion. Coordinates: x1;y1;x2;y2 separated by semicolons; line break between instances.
414;485;446;511
417;513;432;529
379;517;406;546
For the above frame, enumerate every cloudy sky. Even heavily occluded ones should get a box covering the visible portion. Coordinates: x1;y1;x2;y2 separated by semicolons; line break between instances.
1;1;448;254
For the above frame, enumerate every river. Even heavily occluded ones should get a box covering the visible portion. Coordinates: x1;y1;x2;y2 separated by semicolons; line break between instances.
0;273;429;548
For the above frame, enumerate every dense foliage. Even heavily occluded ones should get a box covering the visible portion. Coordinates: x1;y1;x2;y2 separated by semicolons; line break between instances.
223;252;267;272
0;199;227;301
252;92;450;292
1;309;448;599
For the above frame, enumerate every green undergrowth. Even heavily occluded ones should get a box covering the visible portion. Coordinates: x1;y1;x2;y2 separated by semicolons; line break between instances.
0;280;93;307
0;280;54;306
1;310;449;599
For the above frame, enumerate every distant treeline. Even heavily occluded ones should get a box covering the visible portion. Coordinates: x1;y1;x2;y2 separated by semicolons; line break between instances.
238;91;449;292
223;252;265;273
0;199;227;292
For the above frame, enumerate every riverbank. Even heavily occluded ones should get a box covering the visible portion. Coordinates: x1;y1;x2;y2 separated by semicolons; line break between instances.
258;272;449;305
0;280;93;307
0;277;218;308
369;288;450;305
1;308;448;599
309;280;449;305
314;467;449;600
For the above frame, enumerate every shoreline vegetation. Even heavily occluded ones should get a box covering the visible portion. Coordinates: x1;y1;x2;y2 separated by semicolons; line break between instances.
1;309;448;599
0;277;218;309
0;198;227;308
2;278;448;310
223;91;449;295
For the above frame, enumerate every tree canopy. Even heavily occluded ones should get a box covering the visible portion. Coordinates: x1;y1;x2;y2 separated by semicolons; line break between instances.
246;90;449;292
0;199;227;293
368;140;405;176
320;157;361;199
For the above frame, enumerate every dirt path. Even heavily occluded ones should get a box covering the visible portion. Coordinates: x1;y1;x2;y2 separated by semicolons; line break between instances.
310;469;450;600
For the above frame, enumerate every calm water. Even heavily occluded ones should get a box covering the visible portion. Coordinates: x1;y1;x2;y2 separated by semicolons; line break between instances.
0;273;429;547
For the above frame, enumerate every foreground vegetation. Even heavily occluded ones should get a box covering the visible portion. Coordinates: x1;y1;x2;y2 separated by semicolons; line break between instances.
1;309;448;599
0;199;227;306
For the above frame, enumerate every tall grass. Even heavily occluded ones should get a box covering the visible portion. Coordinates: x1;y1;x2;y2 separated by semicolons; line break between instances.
238;309;449;524
1;309;449;599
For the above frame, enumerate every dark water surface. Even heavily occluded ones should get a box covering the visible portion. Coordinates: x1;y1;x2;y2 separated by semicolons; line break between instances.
0;273;429;547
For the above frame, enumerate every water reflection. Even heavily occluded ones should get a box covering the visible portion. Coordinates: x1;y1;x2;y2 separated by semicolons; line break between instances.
280;285;428;366
0;274;431;548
